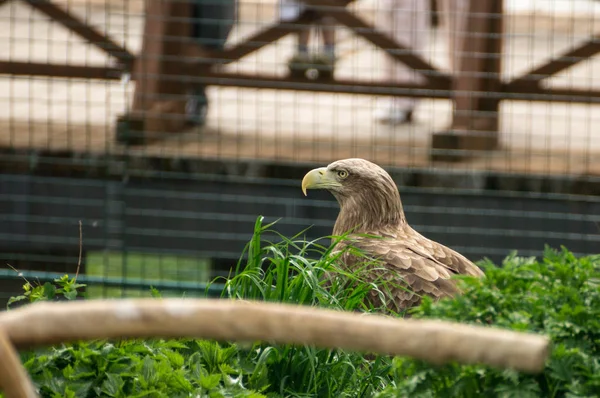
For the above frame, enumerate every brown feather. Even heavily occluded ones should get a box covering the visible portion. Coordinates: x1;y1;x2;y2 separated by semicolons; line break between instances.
314;158;484;314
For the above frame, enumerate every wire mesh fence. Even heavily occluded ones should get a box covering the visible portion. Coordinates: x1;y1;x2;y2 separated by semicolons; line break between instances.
0;0;599;307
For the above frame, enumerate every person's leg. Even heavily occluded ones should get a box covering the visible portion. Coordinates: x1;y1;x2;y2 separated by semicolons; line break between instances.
281;1;312;73
187;0;237;126
191;0;236;50
287;28;312;74
280;0;309;55
311;16;336;76
320;16;336;58
374;0;429;125
297;25;310;55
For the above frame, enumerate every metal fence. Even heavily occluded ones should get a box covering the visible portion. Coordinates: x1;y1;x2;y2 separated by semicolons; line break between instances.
1;0;599;307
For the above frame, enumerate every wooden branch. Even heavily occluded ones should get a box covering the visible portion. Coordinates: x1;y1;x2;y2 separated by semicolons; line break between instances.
0;329;38;398
0;299;550;373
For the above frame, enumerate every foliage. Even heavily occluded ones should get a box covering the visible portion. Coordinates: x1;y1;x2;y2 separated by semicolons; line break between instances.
20;338;272;398
376;247;600;398
213;217;395;396
7;274;86;309
1;217;599;398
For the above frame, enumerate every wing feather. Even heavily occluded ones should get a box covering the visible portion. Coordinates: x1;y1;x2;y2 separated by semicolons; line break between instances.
335;235;468;313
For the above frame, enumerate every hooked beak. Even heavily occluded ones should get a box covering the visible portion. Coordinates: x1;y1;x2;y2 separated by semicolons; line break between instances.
301;167;339;196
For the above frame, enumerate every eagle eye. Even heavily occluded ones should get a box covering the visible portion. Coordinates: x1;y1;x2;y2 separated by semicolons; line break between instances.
337;170;348;179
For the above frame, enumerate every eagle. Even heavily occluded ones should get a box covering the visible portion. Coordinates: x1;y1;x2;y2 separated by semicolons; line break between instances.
301;158;484;314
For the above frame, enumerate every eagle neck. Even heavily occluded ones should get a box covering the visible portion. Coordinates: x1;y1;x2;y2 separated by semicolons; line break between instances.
332;188;406;235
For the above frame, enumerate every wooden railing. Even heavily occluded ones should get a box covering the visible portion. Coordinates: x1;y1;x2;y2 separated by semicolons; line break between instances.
1;0;600;160
0;299;550;398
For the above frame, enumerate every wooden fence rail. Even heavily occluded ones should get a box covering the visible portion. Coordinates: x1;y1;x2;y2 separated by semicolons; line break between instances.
0;298;550;398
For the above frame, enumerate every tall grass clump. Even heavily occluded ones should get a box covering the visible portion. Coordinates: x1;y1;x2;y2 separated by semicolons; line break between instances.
208;216;399;396
217;216;392;312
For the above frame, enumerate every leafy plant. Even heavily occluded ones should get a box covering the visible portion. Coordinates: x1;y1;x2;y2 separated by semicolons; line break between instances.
7;274;86;309
20;339;265;398
1;217;599;398
375;246;600;397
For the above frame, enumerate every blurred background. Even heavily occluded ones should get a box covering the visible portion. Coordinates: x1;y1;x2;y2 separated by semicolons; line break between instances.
0;0;599;307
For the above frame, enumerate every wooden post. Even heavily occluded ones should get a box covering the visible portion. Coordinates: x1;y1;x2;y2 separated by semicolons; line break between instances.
117;0;192;145
431;0;503;161
0;329;37;398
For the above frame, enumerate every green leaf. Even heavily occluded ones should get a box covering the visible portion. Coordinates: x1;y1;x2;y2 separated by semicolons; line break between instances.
150;286;162;298
63;289;78;300
43;282;57;300
62;365;75;379
102;373;125;397
199;373;222;390
163;349;185;368
141;355;157;386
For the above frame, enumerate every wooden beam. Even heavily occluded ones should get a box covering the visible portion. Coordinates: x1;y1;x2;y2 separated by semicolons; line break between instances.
187;71;451;97
501;82;600;103
3;62;600;105
224;12;315;62
451;0;503;130
507;33;600;87
22;0;134;64
0;61;121;79
120;0;194;145
183;11;317;69
128;72;600;103
130;0;192;110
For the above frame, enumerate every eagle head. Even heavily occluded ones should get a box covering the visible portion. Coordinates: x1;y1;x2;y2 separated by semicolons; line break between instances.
301;158;406;234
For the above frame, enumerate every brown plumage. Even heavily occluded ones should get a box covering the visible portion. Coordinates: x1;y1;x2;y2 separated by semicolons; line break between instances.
301;158;484;314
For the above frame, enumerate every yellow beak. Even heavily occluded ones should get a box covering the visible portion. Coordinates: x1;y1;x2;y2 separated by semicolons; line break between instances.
301;167;333;196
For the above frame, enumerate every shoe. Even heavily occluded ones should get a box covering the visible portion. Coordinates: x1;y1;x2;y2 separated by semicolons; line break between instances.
311;52;336;78
185;88;208;127
374;102;414;125
287;53;312;77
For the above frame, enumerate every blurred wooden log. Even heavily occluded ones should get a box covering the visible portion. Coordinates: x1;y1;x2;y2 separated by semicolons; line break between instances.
0;298;550;373
0;329;38;398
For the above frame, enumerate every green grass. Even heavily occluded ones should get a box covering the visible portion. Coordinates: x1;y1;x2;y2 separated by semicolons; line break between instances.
85;251;211;299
